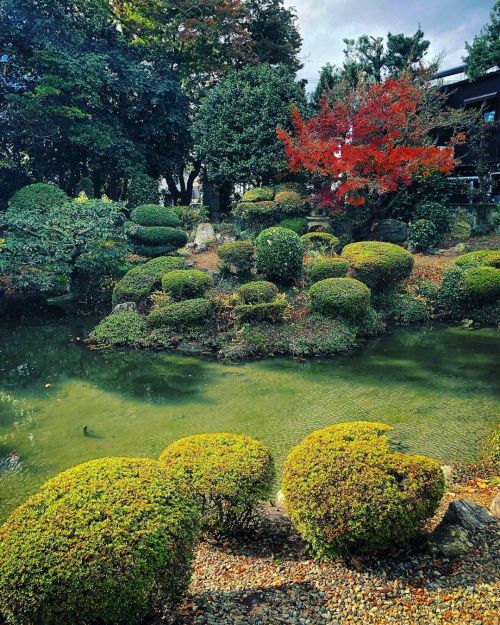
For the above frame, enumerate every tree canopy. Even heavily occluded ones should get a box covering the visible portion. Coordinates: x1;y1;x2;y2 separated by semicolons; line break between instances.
464;1;500;79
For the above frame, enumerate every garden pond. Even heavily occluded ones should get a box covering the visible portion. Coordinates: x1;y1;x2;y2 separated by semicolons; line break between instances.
0;318;499;521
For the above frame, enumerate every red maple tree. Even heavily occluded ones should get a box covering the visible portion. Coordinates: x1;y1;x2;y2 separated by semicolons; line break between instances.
277;75;465;214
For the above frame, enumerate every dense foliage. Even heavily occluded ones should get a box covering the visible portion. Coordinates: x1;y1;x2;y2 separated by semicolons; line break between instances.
301;232;340;254
127;206;187;257
341;241;414;290
309;277;371;320
307;256;349;282
464;1;500;79
255;227;304;283
162;269;213;300
0;457;199;625
90;310;146;345
282;422;444;557
148;298;213;329
408;218;439;252
278;217;309;235
234;295;288;322
236;281;278;304
218;241;255;274
159;433;275;534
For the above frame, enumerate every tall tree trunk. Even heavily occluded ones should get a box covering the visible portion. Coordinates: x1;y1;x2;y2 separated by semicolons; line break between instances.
164;159;202;205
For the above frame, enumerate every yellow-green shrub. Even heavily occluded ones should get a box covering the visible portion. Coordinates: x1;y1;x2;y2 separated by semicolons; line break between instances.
282;422;444;557
342;241;414;290
242;186;275;202
274;190;304;214
159;433;275;534
218;240;255;274
455;250;500;269
237;280;278;304
482;424;500;471
309;277;371;320
463;265;500;303
90;310;145;345
0;458;199;625
161;269;213;300
307;256;349;283
147;298;213;329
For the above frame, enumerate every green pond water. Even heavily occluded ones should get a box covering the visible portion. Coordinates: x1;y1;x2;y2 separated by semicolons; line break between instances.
0;318;499;521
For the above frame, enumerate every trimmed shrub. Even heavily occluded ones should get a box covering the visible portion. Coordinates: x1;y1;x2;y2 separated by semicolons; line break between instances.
148;298;213;329
307;256;349;283
278;217;309;235
133;242;186;257
374;289;429;324
274;182;307;196
282;422;444;557
90;310;145;345
8;182;68;213
309;277;371;320
455;250;500;269
234;295;288;323
131;225;186;246
0;457;199;625
233;201;279;229
112;256;186;306
242;186;274;202
436;266;468;318
413;201;451;235
274;190;304;214
162;269;213;300
409;219;439;252
131;204;180;227
463;266;500;304
255;227;303;284
218;240;255;274
237;280;278;304
127;172;159;207
451;217;472;239
75;177;94;198
301;231;340;254
159;433;275;534
342;241;414;290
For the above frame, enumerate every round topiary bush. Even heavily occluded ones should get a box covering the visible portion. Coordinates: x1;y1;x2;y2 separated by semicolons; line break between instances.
9;182;68;214
148;298;213;329
131;204;181;227
112;256;186;306
455;250;500;269
301;231;340;253
159;433;275;534
255;227;304;284
162;269;213;300
242;186;275;202
90;310;146;345
237;280;278;304
274;190;304;215
309;277;371;320
278;217;309;235
463;265;500;303
0;457;199;625
233;201;279;229
412;201;451;235
282;422;444;557
341;241;414;290
218;240;255;274
307;256;349;283
409;218;439;252
128;223;188;257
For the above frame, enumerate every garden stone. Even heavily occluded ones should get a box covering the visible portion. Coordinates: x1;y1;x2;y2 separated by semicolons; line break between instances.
490;493;500;519
111;302;137;314
441;499;498;534
428;524;473;557
194;222;216;248
372;219;408;243
441;464;454;486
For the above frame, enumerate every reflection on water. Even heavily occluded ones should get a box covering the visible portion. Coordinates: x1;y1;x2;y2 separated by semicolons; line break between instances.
0;318;499;521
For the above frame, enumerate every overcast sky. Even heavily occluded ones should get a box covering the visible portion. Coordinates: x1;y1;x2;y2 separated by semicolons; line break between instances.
284;0;493;87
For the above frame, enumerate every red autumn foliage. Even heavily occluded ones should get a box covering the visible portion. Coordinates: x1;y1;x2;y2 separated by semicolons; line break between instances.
277;75;464;210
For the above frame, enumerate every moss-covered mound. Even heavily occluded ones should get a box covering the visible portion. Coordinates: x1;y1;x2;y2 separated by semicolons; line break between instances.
342;241;414;290
242;186;275;202
0;457;199;625
218;240;255;274
162;269;213;300
90;310;146;345
148;298;213;329
463;265;500;303
130;204;181;227
307;256;349;283
282;422;444;557
301;232;340;253
159;433;274;534
237;281;278;304
112;256;186;307
309;277;371;320
255;227;303;284
455;250;500;269
234;295;288;323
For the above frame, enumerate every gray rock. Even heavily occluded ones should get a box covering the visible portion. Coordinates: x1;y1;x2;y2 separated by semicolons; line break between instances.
111;302;137;314
372;219;408;243
441;499;498;534
194;222;216;248
490;493;500;519
428;524;473;557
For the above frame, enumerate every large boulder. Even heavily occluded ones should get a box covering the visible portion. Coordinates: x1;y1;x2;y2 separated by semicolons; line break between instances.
372;219;408;243
194;222;216;249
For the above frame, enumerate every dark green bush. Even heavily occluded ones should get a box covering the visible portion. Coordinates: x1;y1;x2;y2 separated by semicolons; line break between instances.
218;240;255;274
234;295;288;323
409;219;439;252
412;201;451;235
90;310;146;345
75;177;94;198
112;256;186;306
374;289;429;324
133;242;186;257
131;225;185;246
127;172;159;207
255;227;303;284
147;298;213;329
282;422;444;557
233;201;279;229
173;205;209;230
301;231;340;254
242;186;274;202
8;182;68;214
274;190;304;214
278;217;309;235
463;266;500;304
307;256;349;283
237;280;278;304
131;204;181;227
162;269;213;300
342;241;414;290
309;277;371;320
455;250;500;269
159;433;274;534
436;266;468;318
0;457;199;625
